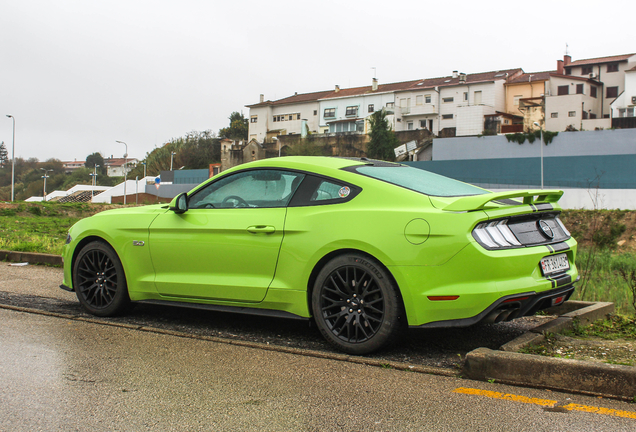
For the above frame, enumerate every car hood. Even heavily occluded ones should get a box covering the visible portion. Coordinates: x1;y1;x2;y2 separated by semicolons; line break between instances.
91;204;170;218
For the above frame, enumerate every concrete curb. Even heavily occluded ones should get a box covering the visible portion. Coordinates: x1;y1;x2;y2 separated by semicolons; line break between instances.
0;249;63;266
466;300;636;401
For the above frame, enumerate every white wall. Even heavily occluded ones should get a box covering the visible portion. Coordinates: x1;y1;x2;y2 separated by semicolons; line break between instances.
491;187;636;210
319;92;395;132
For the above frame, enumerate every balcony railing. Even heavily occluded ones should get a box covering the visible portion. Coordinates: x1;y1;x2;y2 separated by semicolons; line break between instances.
399;105;438;116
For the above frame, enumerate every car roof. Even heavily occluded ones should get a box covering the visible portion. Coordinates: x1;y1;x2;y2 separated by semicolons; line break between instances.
227;156;374;174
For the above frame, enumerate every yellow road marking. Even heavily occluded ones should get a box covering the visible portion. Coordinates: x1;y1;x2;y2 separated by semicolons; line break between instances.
454;387;557;407
454;388;636;419
562;404;636;419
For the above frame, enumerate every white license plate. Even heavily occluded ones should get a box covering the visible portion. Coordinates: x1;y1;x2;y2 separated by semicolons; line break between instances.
540;253;570;276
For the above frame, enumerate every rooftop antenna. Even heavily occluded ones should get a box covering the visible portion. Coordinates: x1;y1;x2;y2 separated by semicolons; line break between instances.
371;67;376;79
565;43;569;56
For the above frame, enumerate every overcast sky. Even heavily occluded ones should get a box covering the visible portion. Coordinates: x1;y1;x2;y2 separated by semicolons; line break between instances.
1;0;635;162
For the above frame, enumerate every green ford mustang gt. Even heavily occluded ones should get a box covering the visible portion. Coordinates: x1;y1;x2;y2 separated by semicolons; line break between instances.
61;156;578;354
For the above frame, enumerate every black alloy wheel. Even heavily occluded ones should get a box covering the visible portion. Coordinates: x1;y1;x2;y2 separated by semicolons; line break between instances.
312;254;401;355
73;241;131;316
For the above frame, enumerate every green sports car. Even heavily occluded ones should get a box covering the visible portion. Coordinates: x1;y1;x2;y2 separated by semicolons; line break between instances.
61;156;578;354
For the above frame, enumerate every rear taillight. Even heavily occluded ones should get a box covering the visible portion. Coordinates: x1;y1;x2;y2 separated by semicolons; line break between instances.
473;220;521;249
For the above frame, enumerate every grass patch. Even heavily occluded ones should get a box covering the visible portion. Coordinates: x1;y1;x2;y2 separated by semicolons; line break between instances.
0;202;108;255
565;315;636;340
570;249;636;315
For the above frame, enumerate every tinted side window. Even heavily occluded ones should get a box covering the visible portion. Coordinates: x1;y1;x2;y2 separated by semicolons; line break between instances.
188;170;305;209
289;175;361;207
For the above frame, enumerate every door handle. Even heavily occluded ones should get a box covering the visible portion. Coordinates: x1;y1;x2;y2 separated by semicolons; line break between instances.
247;225;276;234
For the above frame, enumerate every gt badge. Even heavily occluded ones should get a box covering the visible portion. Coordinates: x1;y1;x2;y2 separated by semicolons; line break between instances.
133;240;145;246
338;186;351;198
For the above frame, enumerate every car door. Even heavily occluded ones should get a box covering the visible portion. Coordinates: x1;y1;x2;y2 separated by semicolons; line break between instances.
148;169;305;303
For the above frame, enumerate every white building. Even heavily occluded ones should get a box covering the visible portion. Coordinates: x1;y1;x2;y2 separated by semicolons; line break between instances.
394;69;523;136
105;157;137;177
561;53;636;119
611;65;636;119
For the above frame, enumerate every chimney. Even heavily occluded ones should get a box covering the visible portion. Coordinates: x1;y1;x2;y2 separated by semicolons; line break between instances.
259;94;264;103
564;55;571;66
459;73;466;84
556;60;564;75
452;70;459;79
335;85;340;93
294;92;298;96
372;78;378;91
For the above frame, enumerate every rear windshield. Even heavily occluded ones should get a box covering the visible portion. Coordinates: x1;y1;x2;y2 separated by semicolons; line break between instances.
354;165;487;197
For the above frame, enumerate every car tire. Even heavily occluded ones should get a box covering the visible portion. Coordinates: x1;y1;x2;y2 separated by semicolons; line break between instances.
73;241;131;317
312;253;402;355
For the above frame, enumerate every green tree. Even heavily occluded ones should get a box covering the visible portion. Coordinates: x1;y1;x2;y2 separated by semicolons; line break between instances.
0;142;8;169
85;152;106;175
218;111;248;141
366;110;399;161
128;130;220;179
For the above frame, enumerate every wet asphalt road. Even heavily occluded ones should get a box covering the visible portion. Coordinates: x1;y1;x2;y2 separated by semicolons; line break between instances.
3;303;636;431
2;264;636;431
0;264;553;370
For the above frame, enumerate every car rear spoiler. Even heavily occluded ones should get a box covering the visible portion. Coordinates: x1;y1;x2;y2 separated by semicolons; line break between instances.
441;189;564;212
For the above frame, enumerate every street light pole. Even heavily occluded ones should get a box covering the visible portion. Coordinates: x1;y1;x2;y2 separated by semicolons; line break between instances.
90;164;99;198
533;122;544;189
170;152;176;171
6;115;15;202
116;141;128;204
40;168;53;201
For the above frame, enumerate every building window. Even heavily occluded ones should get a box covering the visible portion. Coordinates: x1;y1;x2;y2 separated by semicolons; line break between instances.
442;114;453;119
288;115;293;121
324;108;335;118
407;122;413;130
442;97;454;103
569;111;576;117
420;120;427;128
618;108;626;118
386;102;394;108
576;84;584;95
250;115;258;123
607;63;619;73
474;91;482;105
425;94;431;103
368;104;374;113
513;95;522;106
416;95;423;105
590;86;597;98
558;85;569;95
297;113;301;120
628;108;635;117
345;106;358;117
581;66;593;75
607;87;619;98
313;110;317;116
551;112;558;118
565;68;571;75
463;92;468;101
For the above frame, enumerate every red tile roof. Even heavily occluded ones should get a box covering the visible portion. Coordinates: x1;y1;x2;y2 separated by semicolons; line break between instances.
549;73;600;83
402;68;523;91
506;71;554;84
247;68;523;107
566;53;635;67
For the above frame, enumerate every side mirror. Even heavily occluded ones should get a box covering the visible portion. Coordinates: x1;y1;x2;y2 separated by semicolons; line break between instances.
170;192;188;214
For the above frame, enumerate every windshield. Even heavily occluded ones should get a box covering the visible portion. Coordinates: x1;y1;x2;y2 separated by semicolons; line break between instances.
354;165;487;197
